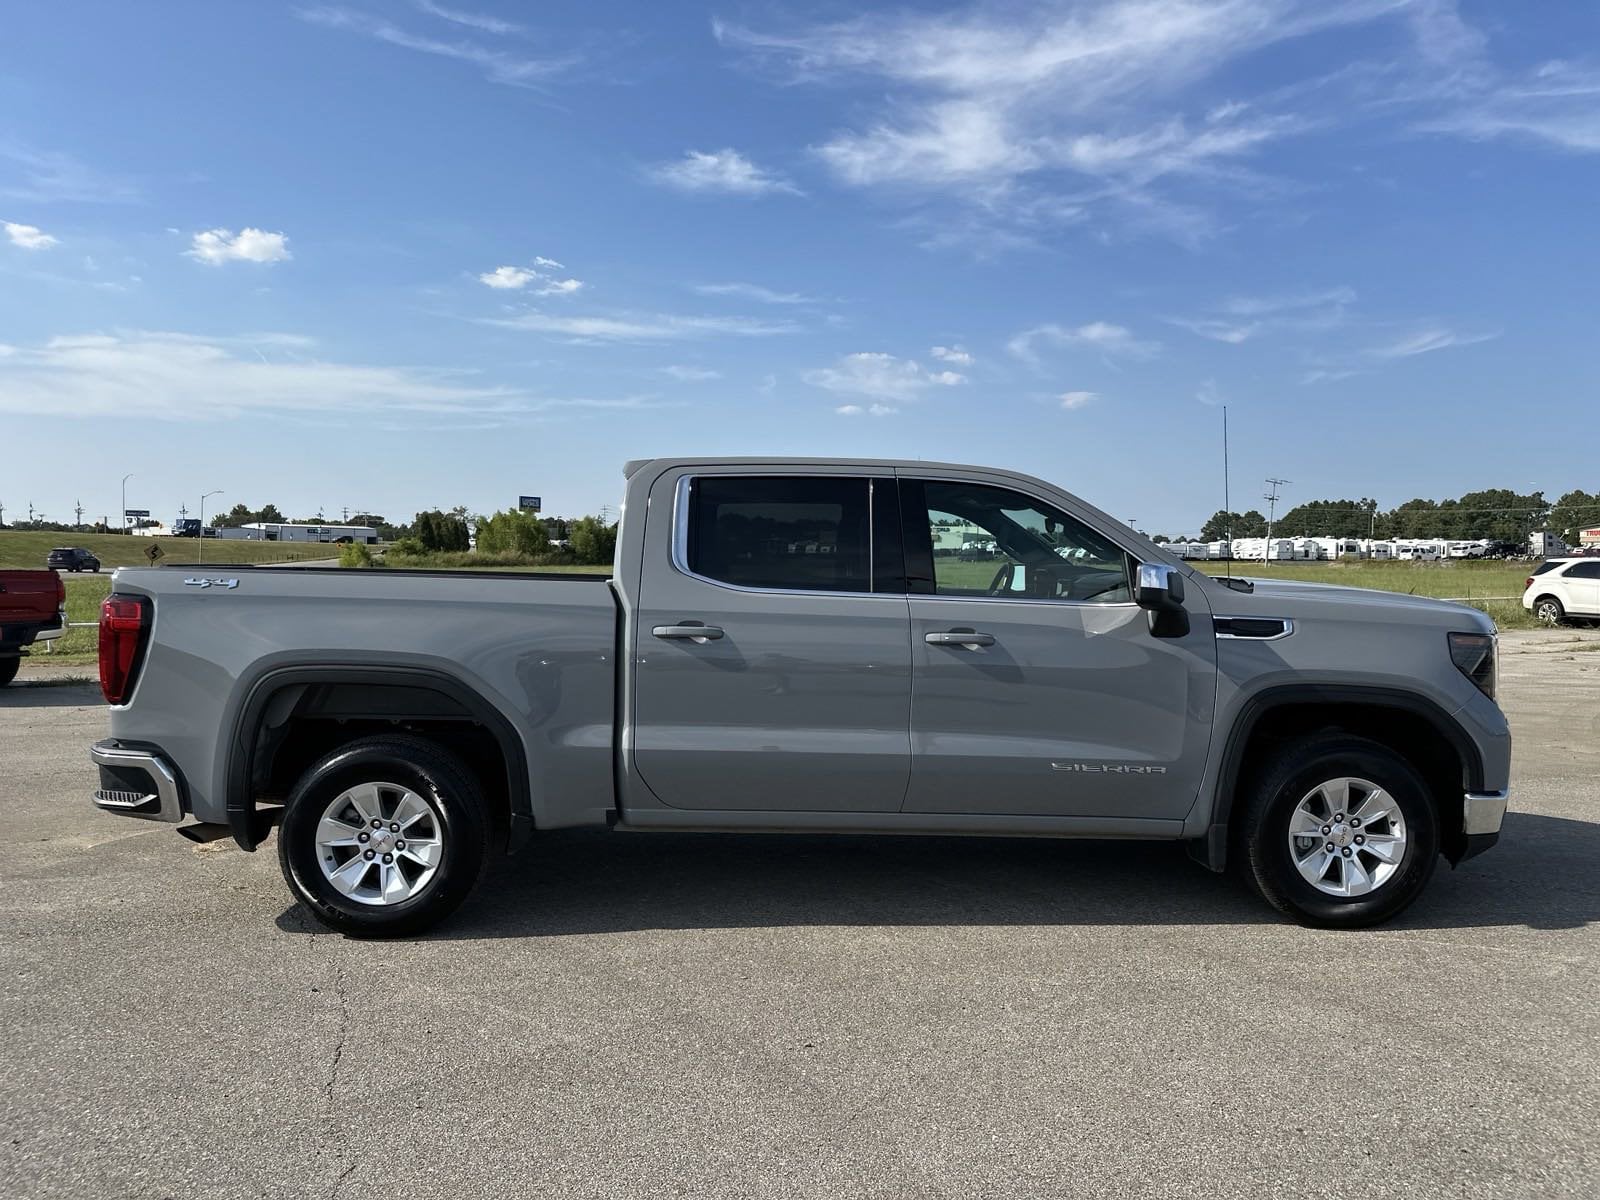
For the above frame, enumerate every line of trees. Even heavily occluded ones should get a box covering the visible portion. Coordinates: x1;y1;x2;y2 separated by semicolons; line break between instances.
1197;487;1599;544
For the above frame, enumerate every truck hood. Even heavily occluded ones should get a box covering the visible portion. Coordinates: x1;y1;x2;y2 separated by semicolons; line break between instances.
1218;576;1495;628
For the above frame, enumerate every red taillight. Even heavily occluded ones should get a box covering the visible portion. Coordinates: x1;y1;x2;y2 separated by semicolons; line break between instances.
1524;576;1535;590
99;594;150;705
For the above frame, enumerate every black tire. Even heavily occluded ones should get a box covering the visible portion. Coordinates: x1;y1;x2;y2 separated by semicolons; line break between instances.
0;656;19;687
278;735;498;937
1237;734;1439;928
1532;596;1564;626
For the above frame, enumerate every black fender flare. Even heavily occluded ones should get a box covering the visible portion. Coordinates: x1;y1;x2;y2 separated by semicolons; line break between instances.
1194;683;1484;870
225;664;533;852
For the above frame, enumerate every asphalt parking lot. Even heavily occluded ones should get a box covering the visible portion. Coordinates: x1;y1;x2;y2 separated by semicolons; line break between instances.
3;630;1598;1199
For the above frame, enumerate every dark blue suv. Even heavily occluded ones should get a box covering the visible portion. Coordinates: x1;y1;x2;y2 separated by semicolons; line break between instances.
46;547;101;573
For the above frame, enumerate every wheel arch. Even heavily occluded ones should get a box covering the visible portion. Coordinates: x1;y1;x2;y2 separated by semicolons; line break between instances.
226;664;533;853
1197;684;1482;872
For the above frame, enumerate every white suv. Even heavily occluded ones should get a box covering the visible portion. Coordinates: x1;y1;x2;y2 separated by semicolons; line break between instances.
1522;557;1600;625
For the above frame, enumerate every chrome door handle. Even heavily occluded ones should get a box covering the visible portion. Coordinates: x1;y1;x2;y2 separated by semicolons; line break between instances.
653;624;724;641
925;630;995;647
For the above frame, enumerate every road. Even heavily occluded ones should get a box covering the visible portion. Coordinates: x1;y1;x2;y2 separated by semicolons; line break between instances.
2;631;1598;1198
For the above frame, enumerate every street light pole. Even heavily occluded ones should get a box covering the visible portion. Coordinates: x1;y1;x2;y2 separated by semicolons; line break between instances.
121;473;134;535
199;490;222;563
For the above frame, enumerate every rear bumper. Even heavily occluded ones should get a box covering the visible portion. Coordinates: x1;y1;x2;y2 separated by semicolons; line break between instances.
1460;788;1509;861
90;740;185;823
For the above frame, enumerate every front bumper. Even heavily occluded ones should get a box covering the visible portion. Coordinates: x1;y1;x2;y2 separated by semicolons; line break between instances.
90;740;184;823
1460;788;1509;860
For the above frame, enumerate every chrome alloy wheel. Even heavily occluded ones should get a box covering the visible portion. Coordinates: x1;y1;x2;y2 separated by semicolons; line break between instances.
1286;776;1408;898
1534;599;1562;626
315;782;444;906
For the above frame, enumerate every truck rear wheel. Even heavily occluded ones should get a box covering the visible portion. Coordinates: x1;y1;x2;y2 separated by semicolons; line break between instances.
278;735;495;937
0;656;19;688
1238;734;1439;928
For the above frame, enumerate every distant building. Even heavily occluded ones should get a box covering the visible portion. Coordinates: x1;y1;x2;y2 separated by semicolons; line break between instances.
216;522;378;544
1580;526;1600;548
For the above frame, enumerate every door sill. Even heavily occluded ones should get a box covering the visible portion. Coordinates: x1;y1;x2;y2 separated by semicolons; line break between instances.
614;809;1184;840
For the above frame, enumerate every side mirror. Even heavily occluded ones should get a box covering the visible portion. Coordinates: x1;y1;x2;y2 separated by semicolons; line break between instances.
1135;562;1189;638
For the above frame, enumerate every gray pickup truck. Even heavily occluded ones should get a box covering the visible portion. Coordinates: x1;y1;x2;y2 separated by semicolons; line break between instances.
89;457;1510;935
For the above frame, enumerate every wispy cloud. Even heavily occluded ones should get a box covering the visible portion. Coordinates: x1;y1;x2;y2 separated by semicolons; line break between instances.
1368;327;1501;359
692;281;813;304
186;228;291;265
414;0;523;37
298;6;575;87
3;220;57;250
649;149;801;196
661;364;722;381
931;344;974;365
835;402;898;417
0;142;140;204
1008;321;1157;363
483;309;799;342
1172;285;1356;342
1058;389;1097;410
803;351;966;404
0;330;527;419
1418;60;1600;153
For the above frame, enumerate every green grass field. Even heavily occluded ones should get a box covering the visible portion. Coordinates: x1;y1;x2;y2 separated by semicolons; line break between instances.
0;529;334;570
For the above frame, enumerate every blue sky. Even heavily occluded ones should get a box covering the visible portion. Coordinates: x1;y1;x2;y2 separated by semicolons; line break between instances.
2;1;1597;534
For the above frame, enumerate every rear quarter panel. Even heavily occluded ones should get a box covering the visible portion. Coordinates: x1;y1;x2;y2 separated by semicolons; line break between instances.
106;568;618;829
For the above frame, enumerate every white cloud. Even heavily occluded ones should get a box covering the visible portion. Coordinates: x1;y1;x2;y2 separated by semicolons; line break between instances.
533;255;563;268
650;149;801;196
484;310;799;342
480;265;538;289
299;6;575;87
693;281;812;304
187;228;291;266
1172;285;1356;343
3;220;57;250
479;262;583;294
1058;390;1097;410
1008;321;1157;363
1369;327;1501;359
836;402;898;416
1196;379;1222;406
931;344;974;365
661;365;722;381
803;352;966;403
0;330;529;419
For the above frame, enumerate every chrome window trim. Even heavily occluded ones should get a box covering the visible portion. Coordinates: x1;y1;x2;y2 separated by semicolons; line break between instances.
669;473;904;602
1213;615;1295;641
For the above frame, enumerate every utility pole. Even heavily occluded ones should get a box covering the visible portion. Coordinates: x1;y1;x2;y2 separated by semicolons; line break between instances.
75;499;85;529
1263;478;1291;565
1369;499;1378;541
199;491;223;563
122;473;134;534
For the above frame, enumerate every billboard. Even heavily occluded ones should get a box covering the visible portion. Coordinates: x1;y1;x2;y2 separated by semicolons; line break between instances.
124;509;151;518
518;495;542;513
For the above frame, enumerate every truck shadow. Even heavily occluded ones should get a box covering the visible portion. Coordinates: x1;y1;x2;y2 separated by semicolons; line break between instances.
0;683;101;709
396;809;1599;938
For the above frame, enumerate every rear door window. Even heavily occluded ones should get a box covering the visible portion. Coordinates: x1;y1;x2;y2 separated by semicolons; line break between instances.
685;476;902;593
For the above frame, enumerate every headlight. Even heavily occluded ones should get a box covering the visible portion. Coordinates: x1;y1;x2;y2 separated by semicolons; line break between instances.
1448;631;1497;701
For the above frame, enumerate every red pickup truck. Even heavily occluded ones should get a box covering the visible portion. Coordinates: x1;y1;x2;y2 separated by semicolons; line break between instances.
0;570;67;687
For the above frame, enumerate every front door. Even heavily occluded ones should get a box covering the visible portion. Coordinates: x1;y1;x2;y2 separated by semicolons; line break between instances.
901;477;1216;820
631;470;912;812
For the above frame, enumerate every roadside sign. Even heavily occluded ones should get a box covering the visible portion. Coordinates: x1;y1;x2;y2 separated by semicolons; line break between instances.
518;495;542;513
124;509;151;518
146;544;164;563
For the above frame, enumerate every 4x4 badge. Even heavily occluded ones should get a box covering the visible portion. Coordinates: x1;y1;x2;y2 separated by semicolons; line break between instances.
183;577;239;590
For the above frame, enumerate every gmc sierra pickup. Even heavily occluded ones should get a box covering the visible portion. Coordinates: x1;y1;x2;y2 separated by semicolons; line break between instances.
1;569;66;687
89;457;1510;935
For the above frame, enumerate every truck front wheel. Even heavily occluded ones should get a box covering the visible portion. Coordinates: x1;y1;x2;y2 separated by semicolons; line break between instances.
278;735;495;937
0;656;18;688
1238;734;1439;928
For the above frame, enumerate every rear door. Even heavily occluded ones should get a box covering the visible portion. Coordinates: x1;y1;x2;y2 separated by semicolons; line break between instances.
900;476;1216;821
630;470;912;812
1564;560;1600;615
